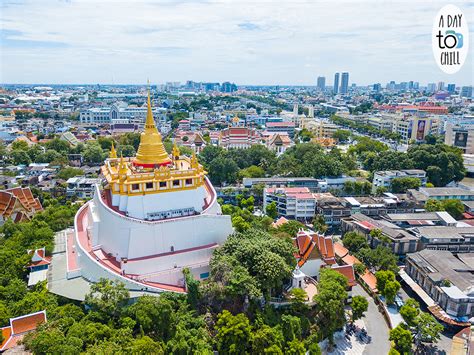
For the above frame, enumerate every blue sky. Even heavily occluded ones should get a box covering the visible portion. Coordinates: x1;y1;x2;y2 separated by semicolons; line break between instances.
0;0;473;85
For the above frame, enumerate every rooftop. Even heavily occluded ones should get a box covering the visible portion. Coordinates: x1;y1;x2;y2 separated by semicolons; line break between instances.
407;249;474;293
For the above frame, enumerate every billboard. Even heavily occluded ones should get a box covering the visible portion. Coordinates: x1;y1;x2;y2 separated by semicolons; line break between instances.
416;120;426;141
454;131;468;148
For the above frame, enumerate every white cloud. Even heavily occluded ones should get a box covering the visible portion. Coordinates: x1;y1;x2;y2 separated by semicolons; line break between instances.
0;0;472;85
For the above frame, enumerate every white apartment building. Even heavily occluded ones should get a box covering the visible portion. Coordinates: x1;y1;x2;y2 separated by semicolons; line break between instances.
264;187;316;221
80;102;166;124
372;169;427;192
392;116;440;142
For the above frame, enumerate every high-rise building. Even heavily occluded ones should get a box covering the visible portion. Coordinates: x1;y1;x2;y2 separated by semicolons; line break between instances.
387;81;396;91
340;72;349;94
427;83;436;93
413;82;420;90
373;83;382;92
408;81;414;90
333;73;340;94
447;84;456;93
437;81;445;91
461;86;473;98
221;82;237;93
317;76;326;91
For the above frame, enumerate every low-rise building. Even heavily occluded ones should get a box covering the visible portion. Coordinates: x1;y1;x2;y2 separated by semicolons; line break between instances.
219;127;260;149
264;187;316;221
341;213;419;256
66;176;102;198
408;187;474;203
445;123;474;154
316;195;351;226
79;102;166;124
372;169;427;193
412;226;474;253
266;133;292;155
243;177;320;191
405;250;474;319
265;121;296;138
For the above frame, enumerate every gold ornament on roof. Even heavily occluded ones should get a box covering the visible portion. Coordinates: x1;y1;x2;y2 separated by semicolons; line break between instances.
109;142;117;159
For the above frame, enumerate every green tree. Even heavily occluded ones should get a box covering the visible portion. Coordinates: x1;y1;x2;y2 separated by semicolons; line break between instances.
289;288;309;314
425;199;444;212
414;312;443;346
313;269;348;344
390;177;421;193
207;156;239;186
399;298;420;327
266;202;278;219
215;310;252;354
276;220;304;237
84;278;129;321
83;143;105;164
389;325;412;354
332;129;351;143
342;231;368;253
232;215;251;232
11;149;31;165
442;199;464;220
129;336;164;354
351;295;368;321
57;167;84;180
312;214;328;233
384;280;400;305
118;144;136;157
239;165;265;179
252;325;284;354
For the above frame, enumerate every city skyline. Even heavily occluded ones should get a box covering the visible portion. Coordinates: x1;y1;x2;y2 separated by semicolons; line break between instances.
1;0;473;85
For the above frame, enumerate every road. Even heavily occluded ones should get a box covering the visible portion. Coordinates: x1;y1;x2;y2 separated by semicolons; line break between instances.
352;285;391;355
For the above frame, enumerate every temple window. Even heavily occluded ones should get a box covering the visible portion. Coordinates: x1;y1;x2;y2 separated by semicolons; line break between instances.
185;178;193;186
146;182;153;189
173;180;180;187
159;181;167;188
131;184;140;191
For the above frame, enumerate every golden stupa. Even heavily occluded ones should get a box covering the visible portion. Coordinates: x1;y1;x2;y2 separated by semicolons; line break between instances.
134;91;171;167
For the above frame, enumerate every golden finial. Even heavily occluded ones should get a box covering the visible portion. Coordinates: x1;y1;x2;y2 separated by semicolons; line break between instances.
109;142;117;159
190;152;198;169
172;143;180;160
118;154;128;176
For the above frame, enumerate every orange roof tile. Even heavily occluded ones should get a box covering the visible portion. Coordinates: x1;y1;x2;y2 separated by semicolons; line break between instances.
11;311;46;334
341;253;361;266
360;270;378;292
334;242;349;258
272;216;289;228
332;265;357;287
1;311;46;351
0;327;12;350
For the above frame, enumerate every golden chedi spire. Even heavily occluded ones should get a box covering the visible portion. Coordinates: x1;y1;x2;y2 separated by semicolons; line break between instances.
134;89;171;168
109;142;117;159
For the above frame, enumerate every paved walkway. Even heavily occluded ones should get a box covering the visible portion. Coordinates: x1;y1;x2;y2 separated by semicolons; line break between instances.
320;319;367;355
352;285;391;355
